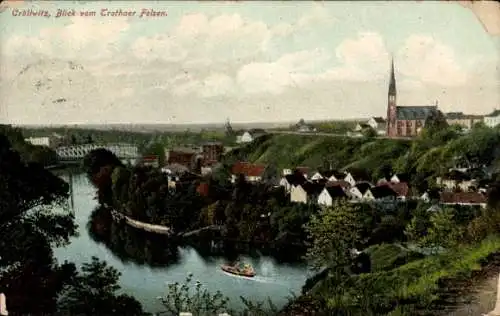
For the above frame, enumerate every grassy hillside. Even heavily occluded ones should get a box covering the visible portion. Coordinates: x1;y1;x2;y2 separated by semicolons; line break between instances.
225;125;500;188
226;133;411;180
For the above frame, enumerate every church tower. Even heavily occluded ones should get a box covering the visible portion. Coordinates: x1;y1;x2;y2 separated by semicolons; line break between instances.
386;57;397;137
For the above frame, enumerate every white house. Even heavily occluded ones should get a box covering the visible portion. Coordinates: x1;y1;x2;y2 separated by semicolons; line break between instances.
349;183;372;200
236;132;254;144
290;185;308;204
363;185;397;202
280;173;308;193
310;172;324;181
367;117;386;129
317;186;346;206
311;170;345;182
436;170;477;192
390;173;409;183
344;170;371;186
24;134;64;148
484;110;500;128
290;182;323;204
367;117;387;135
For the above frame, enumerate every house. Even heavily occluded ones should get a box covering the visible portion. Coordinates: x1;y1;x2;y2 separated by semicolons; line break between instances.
295;119;316;133
390;173;410;183
344;169;372;186
231;162;266;183
439;191;487;208
317;186;347;206
24;134;65;148
236;129;267;144
298;125;316;133
436;170;477;191
279;173;307;193
310;170;346;182
290;182;324;204
386;182;410;200
141;155;159;168
349;182;372;199
445;112;483;130
483;109;500;128
354;123;371;132
367;117;387;132
364;185;397;201
201;142;224;164
236;131;253;144
325;180;351;190
166;147;198;170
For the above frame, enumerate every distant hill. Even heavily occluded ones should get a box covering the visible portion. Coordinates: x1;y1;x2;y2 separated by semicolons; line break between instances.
16;118;369;133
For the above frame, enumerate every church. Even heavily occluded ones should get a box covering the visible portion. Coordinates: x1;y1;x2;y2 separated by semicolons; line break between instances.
385;60;438;137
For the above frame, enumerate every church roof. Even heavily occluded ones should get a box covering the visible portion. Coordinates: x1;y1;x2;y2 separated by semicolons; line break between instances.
396;106;437;120
389;58;396;96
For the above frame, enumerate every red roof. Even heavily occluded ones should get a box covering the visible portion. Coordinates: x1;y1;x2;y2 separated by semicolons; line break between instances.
440;192;487;204
232;161;266;177
387;182;409;197
142;155;158;161
326;180;351;189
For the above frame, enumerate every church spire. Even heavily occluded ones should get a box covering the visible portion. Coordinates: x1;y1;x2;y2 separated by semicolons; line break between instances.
389;57;396;96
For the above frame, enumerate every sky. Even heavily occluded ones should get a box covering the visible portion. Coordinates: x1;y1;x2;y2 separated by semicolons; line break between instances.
0;0;499;125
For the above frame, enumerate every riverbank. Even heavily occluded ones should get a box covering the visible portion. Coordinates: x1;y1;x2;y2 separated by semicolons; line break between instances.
111;210;173;235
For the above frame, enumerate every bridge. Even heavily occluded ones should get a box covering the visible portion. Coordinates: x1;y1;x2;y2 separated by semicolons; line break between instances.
56;143;140;161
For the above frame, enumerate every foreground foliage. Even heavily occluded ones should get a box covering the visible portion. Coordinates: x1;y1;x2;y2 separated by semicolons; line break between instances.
0;127;146;315
159;274;282;316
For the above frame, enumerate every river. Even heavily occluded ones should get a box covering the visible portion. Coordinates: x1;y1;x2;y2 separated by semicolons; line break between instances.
52;172;311;314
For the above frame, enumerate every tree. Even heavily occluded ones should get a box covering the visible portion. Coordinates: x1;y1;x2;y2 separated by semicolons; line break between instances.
422;208;463;252
405;207;462;253
0;131;145;315
142;142;166;167
304;201;364;272
0;134;78;314
423;110;448;135
57;257;145;315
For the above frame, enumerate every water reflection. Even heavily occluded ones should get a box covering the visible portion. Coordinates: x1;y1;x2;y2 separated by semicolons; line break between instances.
88;206;180;268
54;171;311;313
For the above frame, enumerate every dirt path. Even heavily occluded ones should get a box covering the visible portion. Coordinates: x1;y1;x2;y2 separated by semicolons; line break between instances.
446;272;498;316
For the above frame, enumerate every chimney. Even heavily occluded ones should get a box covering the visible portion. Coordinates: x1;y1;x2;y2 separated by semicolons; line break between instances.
435;100;439;107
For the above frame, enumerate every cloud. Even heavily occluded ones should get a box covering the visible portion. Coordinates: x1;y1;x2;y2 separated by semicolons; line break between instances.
3;16;129;61
172;73;236;98
132;13;271;65
236;48;331;94
269;4;335;38
397;35;467;86
298;4;335;28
